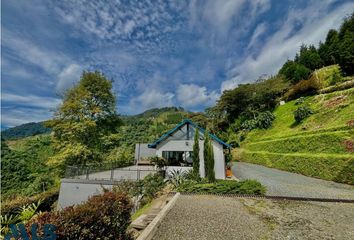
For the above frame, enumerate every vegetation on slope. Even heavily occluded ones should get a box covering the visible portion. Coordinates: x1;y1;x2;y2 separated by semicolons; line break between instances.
1;135;59;200
234;88;354;184
1;122;51;140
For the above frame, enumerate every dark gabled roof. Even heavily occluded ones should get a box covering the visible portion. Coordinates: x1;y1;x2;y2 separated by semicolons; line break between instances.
148;119;231;149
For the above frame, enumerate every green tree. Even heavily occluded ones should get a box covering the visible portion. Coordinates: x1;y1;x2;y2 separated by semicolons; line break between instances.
47;71;121;168
318;29;340;66
279;60;311;84
337;14;354;76
295;44;323;70
203;131;215;182
192;129;200;175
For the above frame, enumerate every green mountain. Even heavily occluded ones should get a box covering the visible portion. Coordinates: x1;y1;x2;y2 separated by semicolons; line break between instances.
1;122;51;140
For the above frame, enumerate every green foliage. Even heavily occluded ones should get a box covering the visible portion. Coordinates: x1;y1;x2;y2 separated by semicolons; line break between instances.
1;136;58;200
177;179;266;195
337;14;354;76
279;60;311;84
240;150;353;185
295;97;306;105
168;169;187;188
237;88;354;184
318;29;340;66
1;122;51;140
192;129;200;175
203;132;215;182
295;44;324;70
140;174;165;200
149;156;167;170
241;111;275;130
1;200;42;236
2;188;59;216
216;75;288;124
293;106;314;123
47;71;121;168
27;191;133;240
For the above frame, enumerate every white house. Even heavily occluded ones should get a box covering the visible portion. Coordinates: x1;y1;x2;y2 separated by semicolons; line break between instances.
143;119;231;179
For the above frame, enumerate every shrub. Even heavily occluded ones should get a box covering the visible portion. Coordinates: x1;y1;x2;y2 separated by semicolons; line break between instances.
293;106;314;123
149;156;167;170
177;179;266;195
255;111;275;129
283;77;320;100
140;174;165;200
240;111;275;130
168;169;187;189
27;191;133;240
295;97;306;105
2;189;59;216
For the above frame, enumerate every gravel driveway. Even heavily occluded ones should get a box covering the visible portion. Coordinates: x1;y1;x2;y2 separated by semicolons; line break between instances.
152;195;354;240
232;162;354;199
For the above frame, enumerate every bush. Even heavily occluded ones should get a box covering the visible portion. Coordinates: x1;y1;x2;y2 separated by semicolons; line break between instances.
241;151;354;185
255;111;275;129
293;106;314;123
284;77;320;100
140;174;165;200
168;169;187;189
149;156;167;170
240;111;275;130
177;179;266;195
27;191;133;240
295;97;306;105
2;189;59;216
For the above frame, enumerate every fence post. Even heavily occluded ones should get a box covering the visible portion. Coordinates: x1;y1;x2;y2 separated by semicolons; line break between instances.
86;166;89;180
110;166;114;181
137;169;140;180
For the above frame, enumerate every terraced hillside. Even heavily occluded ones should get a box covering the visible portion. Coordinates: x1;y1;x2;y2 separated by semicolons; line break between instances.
234;88;354;184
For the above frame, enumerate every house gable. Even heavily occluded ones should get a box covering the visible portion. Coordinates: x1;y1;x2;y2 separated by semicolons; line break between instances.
148;119;231;149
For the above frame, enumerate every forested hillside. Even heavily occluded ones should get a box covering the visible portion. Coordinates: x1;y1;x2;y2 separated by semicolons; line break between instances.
1;122;51;140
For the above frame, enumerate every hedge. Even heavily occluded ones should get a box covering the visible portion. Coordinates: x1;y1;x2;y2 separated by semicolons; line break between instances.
240;150;354;185
27;191;132;240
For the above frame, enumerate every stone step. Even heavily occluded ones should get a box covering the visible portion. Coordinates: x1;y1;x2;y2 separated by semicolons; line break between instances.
131;214;149;230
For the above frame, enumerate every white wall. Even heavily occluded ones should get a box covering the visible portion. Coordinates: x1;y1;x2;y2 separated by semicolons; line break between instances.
212;141;226;179
156;140;225;179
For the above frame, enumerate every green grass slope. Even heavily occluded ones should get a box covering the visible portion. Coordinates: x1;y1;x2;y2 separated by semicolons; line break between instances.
234;88;354;184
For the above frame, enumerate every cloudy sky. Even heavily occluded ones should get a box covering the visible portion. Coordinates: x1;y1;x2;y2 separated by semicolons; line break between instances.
1;0;353;128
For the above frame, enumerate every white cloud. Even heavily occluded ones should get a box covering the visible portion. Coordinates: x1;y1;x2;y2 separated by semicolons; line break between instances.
128;89;175;114
1;93;61;109
2;28;67;75
1;107;54;127
176;84;219;108
189;0;270;37
222;1;354;91
247;22;267;49
53;0;185;44
56;64;84;92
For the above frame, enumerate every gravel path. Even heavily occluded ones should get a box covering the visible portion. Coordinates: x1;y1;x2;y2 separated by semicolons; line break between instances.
152;195;354;240
232;162;354;199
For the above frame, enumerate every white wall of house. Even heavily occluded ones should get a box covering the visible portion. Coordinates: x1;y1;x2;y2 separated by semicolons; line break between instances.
156;139;225;179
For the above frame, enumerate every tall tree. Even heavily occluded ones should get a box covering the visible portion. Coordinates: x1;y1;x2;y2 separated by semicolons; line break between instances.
47;71;121;168
203;131;215;182
295;44;324;70
338;14;354;76
318;29;340;66
192;128;200;175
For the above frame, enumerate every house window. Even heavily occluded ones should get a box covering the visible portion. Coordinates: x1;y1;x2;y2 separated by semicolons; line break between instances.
162;151;193;166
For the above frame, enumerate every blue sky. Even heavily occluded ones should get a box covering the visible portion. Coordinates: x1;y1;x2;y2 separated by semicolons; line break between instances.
1;0;353;128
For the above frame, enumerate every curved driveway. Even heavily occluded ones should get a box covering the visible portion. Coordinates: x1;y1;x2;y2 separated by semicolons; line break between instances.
232;162;354;199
